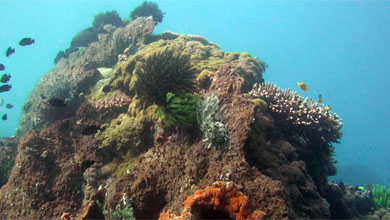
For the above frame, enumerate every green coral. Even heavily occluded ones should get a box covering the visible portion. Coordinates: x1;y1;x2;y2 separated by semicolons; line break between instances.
155;92;198;127
196;94;228;148
134;49;196;106
372;184;390;209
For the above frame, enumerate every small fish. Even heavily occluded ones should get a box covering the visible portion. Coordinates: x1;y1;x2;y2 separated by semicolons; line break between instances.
0;84;12;93
48;98;67;108
81;125;100;135
102;85;111;93
318;94;323;103
297;81;309;92
6;47;15;57
2;113;7;120
128;45;138;55
6;103;13;109
19;38;35;46
1;74;11;83
0;64;5;71
365;183;372;189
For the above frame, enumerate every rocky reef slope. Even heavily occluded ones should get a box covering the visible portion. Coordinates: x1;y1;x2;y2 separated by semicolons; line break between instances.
0;16;374;220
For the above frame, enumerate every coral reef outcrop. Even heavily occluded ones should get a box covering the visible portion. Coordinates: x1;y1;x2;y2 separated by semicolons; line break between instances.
0;5;356;219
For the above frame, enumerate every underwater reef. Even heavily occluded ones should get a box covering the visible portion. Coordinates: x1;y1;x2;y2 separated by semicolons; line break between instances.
0;3;386;220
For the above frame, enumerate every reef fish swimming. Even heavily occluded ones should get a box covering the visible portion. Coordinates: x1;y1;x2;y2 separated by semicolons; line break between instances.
6;47;15;57
48;98;67;108
6;103;13;109
19;38;35;46
2;113;7;120
1;74;11;83
0;64;5;71
297;81;309;92
318;94;323;103
0;84;12;93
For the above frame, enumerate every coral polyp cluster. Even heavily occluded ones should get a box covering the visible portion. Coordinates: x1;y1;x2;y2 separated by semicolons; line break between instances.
249;82;342;142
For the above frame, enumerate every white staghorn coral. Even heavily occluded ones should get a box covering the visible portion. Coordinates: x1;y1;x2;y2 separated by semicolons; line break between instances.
249;82;342;142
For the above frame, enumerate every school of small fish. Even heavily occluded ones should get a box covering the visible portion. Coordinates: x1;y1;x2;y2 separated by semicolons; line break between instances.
0;37;34;121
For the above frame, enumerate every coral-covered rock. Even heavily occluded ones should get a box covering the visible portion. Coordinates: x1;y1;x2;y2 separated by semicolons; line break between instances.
17;17;155;137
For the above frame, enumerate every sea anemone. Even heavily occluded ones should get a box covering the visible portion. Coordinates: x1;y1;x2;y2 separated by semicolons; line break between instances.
134;49;196;106
130;1;164;24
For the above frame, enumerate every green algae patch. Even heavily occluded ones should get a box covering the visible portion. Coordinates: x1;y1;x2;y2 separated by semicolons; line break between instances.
108;34;267;96
96;114;143;150
108;151;138;178
251;98;268;112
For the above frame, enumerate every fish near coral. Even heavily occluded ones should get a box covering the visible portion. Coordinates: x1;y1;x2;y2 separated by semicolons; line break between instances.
297;81;309;92
318;94;323;103
0;64;5;71
6;103;13;109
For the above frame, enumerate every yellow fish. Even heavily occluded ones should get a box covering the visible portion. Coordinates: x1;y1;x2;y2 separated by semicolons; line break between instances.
297;81;309;92
318;94;323;103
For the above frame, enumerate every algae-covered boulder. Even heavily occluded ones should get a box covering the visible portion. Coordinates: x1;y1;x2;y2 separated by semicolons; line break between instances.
108;32;267;95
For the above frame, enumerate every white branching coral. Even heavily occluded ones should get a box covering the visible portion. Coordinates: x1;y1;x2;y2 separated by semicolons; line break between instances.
249;82;342;142
196;94;228;149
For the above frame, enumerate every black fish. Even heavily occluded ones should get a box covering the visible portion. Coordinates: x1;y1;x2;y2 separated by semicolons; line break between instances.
0;84;11;92
19;38;35;46
2;114;7;120
0;64;5;71
48;98;67;108
81;125;100;135
102;85;111;93
6;104;13;109
1;74;11;83
6;47;15;57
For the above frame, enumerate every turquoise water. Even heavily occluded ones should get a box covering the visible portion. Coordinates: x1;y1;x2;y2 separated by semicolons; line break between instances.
1;0;389;186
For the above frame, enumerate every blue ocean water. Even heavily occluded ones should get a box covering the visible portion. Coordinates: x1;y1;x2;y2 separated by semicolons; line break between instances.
0;0;389;187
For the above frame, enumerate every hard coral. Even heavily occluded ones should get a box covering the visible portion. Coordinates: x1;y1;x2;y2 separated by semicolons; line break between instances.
249;82;342;143
134;49;196;106
130;1;164;24
90;93;131;117
159;181;265;220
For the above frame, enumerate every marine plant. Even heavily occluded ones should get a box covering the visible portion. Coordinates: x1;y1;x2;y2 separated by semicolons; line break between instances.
155;92;198;127
93;10;123;33
130;1;164;24
134;49;196;106
98;193;135;220
372;184;390;209
196;94;228;148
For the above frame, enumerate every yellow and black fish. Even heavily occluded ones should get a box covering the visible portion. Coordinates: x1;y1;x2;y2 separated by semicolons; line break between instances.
297;81;309;92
